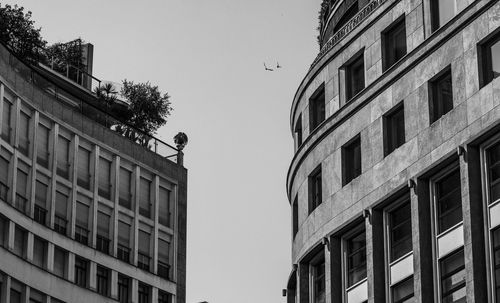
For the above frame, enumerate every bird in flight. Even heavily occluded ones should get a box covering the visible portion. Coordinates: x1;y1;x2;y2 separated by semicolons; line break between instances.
264;62;274;71
277;62;282;69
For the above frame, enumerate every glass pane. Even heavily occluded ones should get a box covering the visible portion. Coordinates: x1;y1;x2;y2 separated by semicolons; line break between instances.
98;157;111;199
392;277;414;303
97;212;110;237
36;125;49;167
492;40;500;79
75;202;89;228
118;221;130;245
159;187;171;227
138;230;150;254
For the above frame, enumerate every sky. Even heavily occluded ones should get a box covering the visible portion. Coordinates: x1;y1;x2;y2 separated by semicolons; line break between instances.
12;0;322;302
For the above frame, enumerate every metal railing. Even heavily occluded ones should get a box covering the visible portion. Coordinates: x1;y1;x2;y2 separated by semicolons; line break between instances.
312;0;388;69
1;42;180;163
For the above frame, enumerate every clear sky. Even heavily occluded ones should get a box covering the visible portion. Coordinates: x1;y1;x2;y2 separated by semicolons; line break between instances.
12;0;322;302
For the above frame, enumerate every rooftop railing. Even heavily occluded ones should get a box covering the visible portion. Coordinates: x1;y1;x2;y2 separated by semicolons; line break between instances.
1;42;180;163
312;0;388;69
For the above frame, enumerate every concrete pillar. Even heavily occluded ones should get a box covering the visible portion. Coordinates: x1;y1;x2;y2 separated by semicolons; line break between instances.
329;235;342;303
26;232;34;263
366;209;385;303
131;278;138;303
46;243;54;272
89;261;97;291
110;270;118;300
411;179;434;303
7;221;14;251
459;146;488;302
67;252;75;282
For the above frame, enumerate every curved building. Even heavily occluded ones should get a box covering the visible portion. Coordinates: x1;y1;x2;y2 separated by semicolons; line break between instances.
286;0;500;302
0;41;187;303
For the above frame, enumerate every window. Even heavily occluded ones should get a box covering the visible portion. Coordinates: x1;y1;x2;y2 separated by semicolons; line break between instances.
96;265;110;296
384;103;405;156
292;196;299;238
138;283;151;303
33;236;47;268
487;141;500;204
118;274;130;303
344;52;365;101
56;135;70;179
138;230;151;271
29;289;45;303
311;255;326;303
36;124;50;168
139;177;152;218
392;276;414;303
346;229;366;287
98;157;112;199
75;202;89;245
0;215;8;247
158;290;172;303
158;239;171;280
119;167;132;209
480;33;500;87
118;221;131;263
382;17;407;71
0;155;9;201
435;169;462;234
74;256;88;287
431;0;457;32
96;211;111;254
34;176;49;225
295;114;303;147
491;228;500;302
440;249;466;302
333;2;359;33
308;165;322;214
10;280;22;303
54;186;69;235
77;147;91;190
14;226;27;258
18;112;30;156
429;67;453;123
15;168;29;213
342;135;361;185
159;186;171;227
2;98;12;143
53;246;67;278
388;201;412;261
309;85;326;131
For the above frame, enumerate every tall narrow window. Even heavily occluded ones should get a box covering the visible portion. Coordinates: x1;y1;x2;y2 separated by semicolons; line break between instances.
0;155;9;201
440;249;466;302
118;274;130;303
346;229;367;287
487;141;500;204
384;103;405;156
119;167;132;209
431;0;457;32
96;212;111;254
54;186;69;235
138;283;151;303
1;99;12;143
391;277;414;303
96;265;110;296
138;230;151;271
15;168;28;213
388;201;412;261
429;67;453;123
312;255;326;303
0;215;8;247
98;157;112;199
344;52;365;101
295;115;303;147
53;246;67;278
117;221;131;263
158;290;172;303
292;196;299;238
13;226;27;258
382;17;407;71
139;177;152;218
480;33;500;87
77;147;91;190
159;186;171;227
342;135;362;185
308;165;322;214
491;228;500;302
74;256;88;287
56;136;70;179
75;202;89;245
34;176;48;225
309;85;326;131
435;169;462;233
158;239;171;280
36;124;50;168
18;112;30;156
33;236;47;268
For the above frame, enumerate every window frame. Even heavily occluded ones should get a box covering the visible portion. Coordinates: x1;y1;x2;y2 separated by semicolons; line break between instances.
428;66;453;124
308;84;326;132
430;0;458;32
309;251;326;303
381;16;407;72
342;225;367;291
342;50;365;103
342;134;362;186
295;114;303;148
383;102;406;156
308;165;322;214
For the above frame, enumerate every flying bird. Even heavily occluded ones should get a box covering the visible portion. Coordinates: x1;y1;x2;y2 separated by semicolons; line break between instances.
277;62;282;69
264;62;274;71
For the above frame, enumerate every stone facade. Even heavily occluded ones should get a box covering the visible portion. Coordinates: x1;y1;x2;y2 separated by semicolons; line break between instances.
286;0;500;302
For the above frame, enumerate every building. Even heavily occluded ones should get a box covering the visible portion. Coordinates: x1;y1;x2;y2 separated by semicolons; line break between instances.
0;39;187;303
285;0;500;302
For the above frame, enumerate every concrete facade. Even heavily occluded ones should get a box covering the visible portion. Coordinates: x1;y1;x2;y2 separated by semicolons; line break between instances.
286;0;500;302
0;41;187;303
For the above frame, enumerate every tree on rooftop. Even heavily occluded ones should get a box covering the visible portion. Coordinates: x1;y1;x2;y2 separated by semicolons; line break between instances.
0;4;46;63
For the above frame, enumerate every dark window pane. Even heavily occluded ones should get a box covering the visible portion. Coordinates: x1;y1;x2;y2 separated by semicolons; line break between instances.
295;115;303;147
392;276;414;303
346;54;365;101
309;86;326;130
383;18;407;71
139;177;152;218
158;187;171;227
18;112;30;156
56;136;70;179
436;169;462;233
489;142;500;204
430;68;453;123
314;259;326;303
74;257;88;287
309;166;322;213
347;230;367;287
293;197;299;237
77;147;91;189
118;275;130;303
2;99;12;143
98;157;112;199
36;124;50;168
343;136;361;185
119;167;132;209
389;201;412;261
440;249;466;303
385;105;405;156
